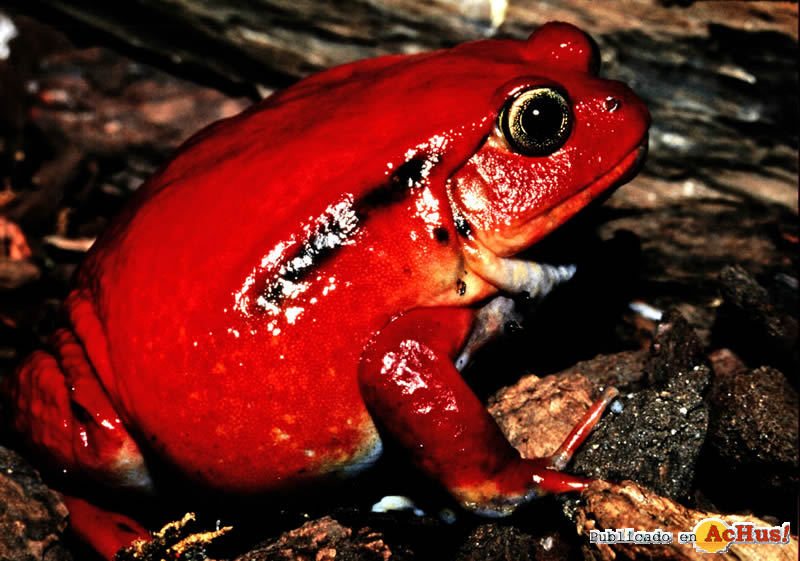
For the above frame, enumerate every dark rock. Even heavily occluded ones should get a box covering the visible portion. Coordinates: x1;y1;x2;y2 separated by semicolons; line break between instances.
572;310;710;500
555;349;650;393
597;201;797;350
646;309;709;386
699;364;798;521
707;347;748;378
715;265;799;379
453;524;536;561
709;365;798;470
0;445;72;561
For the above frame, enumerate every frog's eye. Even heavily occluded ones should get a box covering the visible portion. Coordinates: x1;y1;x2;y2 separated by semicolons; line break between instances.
499;87;572;156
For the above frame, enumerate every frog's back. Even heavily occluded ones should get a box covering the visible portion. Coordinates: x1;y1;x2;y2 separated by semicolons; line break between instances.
77;40;535;393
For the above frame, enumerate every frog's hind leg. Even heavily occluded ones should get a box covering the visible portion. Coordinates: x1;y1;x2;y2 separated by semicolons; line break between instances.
358;307;615;516
5;327;153;491
4;327;152;557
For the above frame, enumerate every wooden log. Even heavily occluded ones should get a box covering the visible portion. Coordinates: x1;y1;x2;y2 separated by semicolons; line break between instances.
8;0;797;215
14;0;507;91
10;0;797;92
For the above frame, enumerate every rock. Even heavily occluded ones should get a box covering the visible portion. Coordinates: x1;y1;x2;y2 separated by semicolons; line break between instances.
708;365;797;469
571;310;710;500
489;310;711;500
646;309;709;386
0;445;72;561
699;364;798;521
489;373;600;460
715;265;799;378
555;350;650;392
0;216;39;290
453;524;537;561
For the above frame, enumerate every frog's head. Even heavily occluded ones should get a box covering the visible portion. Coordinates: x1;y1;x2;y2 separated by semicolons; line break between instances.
449;22;649;257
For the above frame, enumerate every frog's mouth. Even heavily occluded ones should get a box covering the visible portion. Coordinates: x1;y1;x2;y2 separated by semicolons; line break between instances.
525;138;648;243
599;139;649;197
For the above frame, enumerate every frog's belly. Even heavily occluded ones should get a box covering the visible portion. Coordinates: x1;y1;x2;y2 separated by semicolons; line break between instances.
119;333;384;493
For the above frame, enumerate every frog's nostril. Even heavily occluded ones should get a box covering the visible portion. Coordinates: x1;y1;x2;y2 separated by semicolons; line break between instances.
604;96;621;113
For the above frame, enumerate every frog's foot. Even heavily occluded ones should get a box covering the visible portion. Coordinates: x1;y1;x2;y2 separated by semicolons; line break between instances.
445;387;618;516
359;308;615;516
4;328;154;491
64;495;150;561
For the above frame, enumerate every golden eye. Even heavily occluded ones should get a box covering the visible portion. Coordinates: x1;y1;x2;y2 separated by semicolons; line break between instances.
499;87;572;156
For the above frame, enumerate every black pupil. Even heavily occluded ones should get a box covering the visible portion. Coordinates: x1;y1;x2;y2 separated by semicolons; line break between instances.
520;95;564;142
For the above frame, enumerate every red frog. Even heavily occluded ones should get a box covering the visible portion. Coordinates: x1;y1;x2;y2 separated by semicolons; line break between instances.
4;22;648;558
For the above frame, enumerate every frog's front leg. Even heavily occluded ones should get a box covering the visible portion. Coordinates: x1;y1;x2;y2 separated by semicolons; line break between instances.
358;307;616;516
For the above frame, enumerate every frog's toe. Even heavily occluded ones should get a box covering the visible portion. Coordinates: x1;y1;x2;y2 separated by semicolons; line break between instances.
4;329;154;492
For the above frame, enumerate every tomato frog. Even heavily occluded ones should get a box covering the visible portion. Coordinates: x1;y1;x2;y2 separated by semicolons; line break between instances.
3;22;649;559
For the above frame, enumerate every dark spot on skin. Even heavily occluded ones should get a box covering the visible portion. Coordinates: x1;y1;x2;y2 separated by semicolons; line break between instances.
360;185;402;209
250;156;431;312
434;227;450;243
256;201;361;309
360;156;428;210
453;212;472;237
263;281;287;303
456;279;467;296
392;157;426;187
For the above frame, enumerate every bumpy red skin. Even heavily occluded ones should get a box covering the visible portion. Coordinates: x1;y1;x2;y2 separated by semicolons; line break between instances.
4;22;649;554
